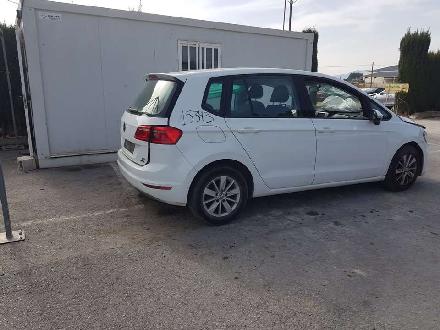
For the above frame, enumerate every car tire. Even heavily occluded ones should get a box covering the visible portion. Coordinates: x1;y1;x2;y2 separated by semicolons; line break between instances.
383;145;420;191
188;166;248;225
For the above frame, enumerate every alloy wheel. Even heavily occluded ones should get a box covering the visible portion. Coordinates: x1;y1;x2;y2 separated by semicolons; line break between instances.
395;153;417;186
202;175;241;217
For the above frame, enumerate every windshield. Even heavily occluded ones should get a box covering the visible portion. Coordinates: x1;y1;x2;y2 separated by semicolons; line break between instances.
130;79;178;116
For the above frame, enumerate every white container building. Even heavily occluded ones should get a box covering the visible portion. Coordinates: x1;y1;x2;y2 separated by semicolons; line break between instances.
16;0;314;167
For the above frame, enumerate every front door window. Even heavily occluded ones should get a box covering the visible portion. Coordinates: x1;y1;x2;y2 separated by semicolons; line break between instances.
305;81;365;119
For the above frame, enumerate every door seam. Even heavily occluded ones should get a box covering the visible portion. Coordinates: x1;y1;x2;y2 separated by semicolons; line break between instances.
311;118;317;185
224;119;271;189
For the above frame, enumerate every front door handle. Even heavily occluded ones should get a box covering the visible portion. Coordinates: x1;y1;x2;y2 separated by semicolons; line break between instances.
317;127;335;134
236;127;261;134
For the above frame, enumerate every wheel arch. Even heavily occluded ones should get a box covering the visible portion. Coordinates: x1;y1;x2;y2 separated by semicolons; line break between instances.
187;159;254;203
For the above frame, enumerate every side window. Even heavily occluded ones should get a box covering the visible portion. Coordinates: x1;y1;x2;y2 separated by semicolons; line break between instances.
305;81;365;119
202;80;223;115
229;75;300;118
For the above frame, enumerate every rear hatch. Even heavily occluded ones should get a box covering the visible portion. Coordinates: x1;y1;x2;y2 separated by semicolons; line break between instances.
120;75;183;165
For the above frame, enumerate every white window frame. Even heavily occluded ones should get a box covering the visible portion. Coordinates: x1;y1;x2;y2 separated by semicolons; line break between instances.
178;41;222;71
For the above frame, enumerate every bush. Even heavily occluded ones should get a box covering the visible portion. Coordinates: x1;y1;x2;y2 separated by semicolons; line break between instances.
395;91;410;115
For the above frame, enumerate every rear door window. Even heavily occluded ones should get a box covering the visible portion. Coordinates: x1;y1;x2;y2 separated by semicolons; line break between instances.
228;75;301;118
129;78;179;117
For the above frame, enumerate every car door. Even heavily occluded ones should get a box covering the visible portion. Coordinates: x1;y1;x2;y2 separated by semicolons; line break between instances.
225;74;316;189
302;77;389;184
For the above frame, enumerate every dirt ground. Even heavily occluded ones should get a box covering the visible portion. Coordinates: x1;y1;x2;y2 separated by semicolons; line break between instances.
1;119;439;329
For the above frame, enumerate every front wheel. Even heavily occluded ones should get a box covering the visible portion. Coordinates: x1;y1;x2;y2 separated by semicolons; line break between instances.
188;166;248;225
384;145;420;191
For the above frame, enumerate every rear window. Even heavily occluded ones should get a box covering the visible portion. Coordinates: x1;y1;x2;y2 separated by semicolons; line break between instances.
129;79;178;117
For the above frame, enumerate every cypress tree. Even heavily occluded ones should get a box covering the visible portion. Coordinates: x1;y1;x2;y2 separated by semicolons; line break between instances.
398;29;431;113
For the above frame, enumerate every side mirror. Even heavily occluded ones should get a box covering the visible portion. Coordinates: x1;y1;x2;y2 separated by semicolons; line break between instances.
371;109;384;125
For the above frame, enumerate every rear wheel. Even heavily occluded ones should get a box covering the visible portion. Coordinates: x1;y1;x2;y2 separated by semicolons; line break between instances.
384;145;420;191
189;166;248;225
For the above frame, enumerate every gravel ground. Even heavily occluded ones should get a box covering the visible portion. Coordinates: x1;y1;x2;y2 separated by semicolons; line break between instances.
0;119;440;329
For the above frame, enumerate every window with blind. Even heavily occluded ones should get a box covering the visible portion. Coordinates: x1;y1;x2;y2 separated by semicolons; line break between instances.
178;41;221;71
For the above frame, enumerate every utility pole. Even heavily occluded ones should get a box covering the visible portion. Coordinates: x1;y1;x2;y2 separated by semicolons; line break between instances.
0;28;18;138
137;0;143;12
289;0;293;31
283;0;287;30
284;0;298;32
370;62;375;88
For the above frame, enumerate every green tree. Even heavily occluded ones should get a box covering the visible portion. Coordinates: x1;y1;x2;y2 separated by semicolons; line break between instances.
426;51;440;110
303;28;318;72
398;29;432;113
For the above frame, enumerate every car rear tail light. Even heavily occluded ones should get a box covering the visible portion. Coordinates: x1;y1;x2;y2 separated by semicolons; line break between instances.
134;125;152;142
134;125;182;145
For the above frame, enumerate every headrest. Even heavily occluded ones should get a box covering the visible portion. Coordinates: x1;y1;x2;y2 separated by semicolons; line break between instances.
248;84;263;99
270;85;289;103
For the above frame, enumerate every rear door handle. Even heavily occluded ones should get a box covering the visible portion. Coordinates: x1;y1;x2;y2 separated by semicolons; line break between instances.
236;127;262;134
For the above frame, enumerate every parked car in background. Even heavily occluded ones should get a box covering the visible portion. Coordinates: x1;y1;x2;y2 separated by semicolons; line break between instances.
362;87;396;109
362;87;385;96
361;87;395;109
118;68;427;225
373;90;396;109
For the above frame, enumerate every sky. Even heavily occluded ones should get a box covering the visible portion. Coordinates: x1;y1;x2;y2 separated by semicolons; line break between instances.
1;0;439;76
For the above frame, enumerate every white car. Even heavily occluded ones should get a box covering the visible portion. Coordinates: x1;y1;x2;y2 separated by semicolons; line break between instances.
118;68;428;225
373;91;396;108
361;88;395;108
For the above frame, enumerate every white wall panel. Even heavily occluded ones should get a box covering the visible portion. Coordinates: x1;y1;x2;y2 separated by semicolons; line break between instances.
19;0;313;167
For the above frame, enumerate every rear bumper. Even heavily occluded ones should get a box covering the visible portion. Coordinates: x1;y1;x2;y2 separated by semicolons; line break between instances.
117;149;191;206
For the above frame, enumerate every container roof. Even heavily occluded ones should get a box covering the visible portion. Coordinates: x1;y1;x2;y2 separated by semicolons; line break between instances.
21;0;314;42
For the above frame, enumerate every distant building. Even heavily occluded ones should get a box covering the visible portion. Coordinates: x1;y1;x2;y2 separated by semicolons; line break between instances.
364;65;399;86
345;71;364;83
